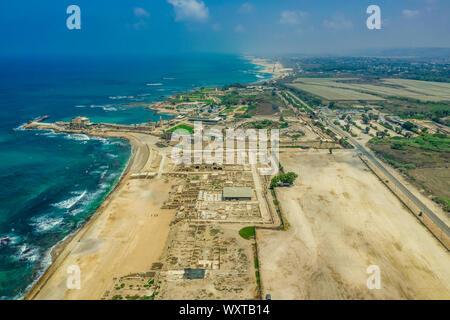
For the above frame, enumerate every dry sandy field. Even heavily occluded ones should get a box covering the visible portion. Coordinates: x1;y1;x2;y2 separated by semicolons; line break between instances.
258;149;450;299
287;82;384;101
290;78;450;102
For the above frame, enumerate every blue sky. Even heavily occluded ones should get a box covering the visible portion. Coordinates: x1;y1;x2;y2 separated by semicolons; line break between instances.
0;0;448;56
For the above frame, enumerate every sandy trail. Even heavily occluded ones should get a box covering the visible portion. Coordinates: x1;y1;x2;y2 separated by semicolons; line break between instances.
258;149;450;300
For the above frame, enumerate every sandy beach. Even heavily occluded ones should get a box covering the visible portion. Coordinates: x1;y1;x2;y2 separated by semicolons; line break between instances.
249;57;292;80
25;131;174;300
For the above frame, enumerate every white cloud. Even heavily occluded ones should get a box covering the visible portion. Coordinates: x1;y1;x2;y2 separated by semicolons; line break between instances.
323;15;353;30
167;0;209;22
402;9;420;18
234;24;245;33
212;23;222;31
132;7;150;30
133;21;147;30
239;2;254;14
280;10;307;25
134;7;150;18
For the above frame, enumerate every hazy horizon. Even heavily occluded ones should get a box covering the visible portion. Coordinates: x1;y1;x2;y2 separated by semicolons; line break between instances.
1;1;449;57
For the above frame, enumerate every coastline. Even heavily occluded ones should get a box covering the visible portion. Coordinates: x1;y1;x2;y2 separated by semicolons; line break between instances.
24;130;143;300
247;57;292;81
145;57;287;117
23;57;284;300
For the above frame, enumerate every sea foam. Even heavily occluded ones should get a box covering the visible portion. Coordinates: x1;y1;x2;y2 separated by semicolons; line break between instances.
30;215;64;233
64;134;90;141
52;190;87;210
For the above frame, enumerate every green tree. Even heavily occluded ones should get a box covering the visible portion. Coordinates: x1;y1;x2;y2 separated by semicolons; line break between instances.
362;114;369;125
402;121;416;131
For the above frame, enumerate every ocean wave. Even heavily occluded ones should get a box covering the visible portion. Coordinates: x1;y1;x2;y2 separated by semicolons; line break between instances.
38;130;60;138
104;107;118;111
30;215;64;233
74;105;87;108
64;134;90;141
11;246;53;300
52;190;87;210
91;137;127;147
88;169;102;176
106;172;120;181
163;77;175;80
99;182;109;189
109;95;135;100
0;234;19;246
90;136;108;143
13;123;27;131
146;83;163;86
88;104;118;112
15;244;40;262
68;208;84;216
100;170;107;179
109;141;128;147
106;153;118;159
69;184;109;216
32;129;63;139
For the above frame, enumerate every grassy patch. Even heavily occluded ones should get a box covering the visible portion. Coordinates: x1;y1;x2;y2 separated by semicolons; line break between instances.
168;124;194;133
241;120;288;130
433;197;450;212
370;134;450;153
369;133;449;211
239;226;255;240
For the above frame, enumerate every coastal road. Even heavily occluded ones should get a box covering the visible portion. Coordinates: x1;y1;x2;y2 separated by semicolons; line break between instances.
286;90;450;240
325;118;450;239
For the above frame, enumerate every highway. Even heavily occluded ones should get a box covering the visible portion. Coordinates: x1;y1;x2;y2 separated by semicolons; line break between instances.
325;118;450;239
287;90;450;239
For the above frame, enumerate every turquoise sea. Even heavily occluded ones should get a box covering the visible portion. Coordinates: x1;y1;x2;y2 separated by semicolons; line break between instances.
0;54;272;299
